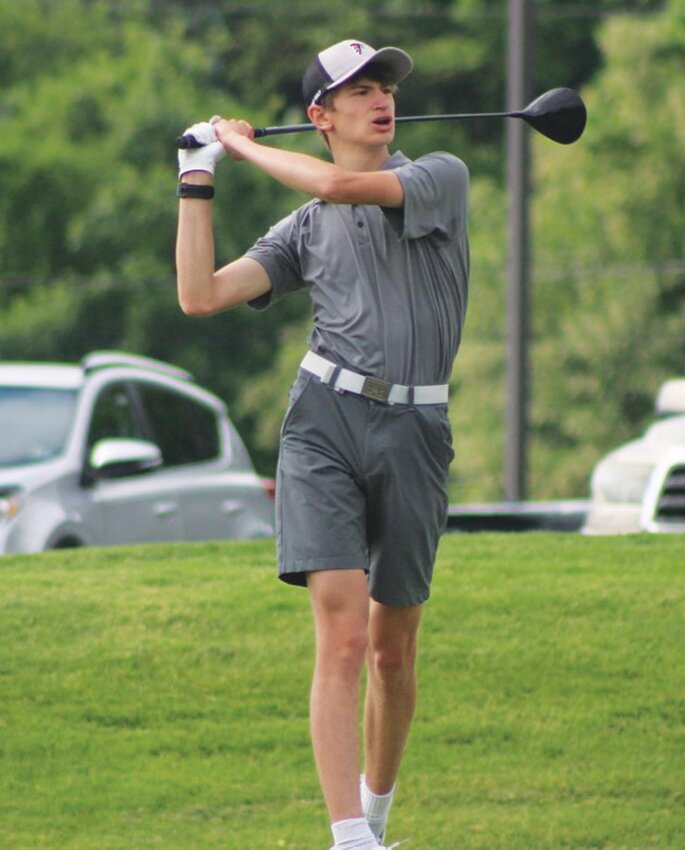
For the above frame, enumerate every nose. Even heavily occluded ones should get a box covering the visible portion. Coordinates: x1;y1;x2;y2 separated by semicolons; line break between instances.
373;87;392;109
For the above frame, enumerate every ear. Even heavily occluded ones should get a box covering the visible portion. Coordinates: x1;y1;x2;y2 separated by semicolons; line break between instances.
308;103;333;133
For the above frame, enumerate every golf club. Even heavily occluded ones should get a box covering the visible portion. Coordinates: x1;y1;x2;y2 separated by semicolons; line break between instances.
176;87;586;149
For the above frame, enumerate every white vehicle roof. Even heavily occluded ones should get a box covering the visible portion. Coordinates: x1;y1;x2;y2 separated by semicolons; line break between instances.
0;352;195;392
655;379;685;416
602;414;685;468
0;353;226;423
0;364;84;390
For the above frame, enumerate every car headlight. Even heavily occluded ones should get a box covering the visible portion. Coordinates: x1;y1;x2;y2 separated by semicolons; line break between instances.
0;487;25;524
592;460;654;504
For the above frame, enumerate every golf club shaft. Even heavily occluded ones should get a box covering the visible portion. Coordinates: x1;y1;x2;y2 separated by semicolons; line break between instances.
177;110;522;147
253;110;518;138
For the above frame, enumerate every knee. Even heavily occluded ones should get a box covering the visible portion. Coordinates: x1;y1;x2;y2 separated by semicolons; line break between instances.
319;626;368;674
368;639;417;681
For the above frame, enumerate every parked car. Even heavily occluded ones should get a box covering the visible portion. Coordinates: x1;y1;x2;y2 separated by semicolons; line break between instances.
0;351;274;555
640;445;685;532
583;379;685;534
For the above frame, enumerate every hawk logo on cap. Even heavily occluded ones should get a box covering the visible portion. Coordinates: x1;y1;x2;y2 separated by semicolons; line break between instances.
350;42;364;55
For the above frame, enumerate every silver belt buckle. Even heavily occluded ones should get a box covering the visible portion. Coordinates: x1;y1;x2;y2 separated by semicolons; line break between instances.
361;375;393;403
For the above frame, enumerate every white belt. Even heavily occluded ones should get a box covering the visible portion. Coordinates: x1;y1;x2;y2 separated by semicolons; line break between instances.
300;351;449;405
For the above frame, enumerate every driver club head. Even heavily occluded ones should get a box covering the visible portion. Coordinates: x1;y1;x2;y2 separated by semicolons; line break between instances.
518;87;587;144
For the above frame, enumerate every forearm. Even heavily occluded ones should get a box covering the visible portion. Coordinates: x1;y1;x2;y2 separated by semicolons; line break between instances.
225;133;342;199
222;132;403;206
176;172;217;316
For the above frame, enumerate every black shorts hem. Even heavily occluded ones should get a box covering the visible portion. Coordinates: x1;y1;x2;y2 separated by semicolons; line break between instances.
278;561;369;589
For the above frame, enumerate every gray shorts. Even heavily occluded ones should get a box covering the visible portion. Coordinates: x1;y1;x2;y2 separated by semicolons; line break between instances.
276;370;454;607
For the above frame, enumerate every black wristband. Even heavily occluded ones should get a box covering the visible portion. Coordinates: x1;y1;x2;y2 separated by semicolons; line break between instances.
177;182;215;200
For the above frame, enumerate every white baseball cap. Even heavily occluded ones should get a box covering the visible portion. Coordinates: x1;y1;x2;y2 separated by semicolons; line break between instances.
302;39;414;107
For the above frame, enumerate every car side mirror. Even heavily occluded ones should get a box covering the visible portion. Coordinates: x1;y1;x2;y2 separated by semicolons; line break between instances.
86;438;163;481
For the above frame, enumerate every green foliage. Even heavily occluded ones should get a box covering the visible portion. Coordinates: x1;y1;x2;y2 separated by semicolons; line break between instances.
529;0;685;496
1;534;683;848
0;0;115;87
0;11;225;279
0;0;308;443
0;280;129;360
427;0;685;501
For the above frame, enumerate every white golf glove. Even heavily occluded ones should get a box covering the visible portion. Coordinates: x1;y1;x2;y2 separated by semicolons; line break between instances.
177;119;226;177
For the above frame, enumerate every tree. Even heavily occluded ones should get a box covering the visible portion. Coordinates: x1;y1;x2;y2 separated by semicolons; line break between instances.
445;0;685;501
0;1;308;458
527;0;685;497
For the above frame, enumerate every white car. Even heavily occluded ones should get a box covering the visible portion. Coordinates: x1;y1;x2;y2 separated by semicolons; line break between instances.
583;379;685;534
0;351;275;554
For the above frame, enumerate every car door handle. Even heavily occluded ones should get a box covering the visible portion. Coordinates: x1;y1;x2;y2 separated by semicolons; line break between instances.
153;501;179;518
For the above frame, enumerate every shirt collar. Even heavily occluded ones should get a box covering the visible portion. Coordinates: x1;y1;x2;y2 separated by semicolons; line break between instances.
381;150;411;170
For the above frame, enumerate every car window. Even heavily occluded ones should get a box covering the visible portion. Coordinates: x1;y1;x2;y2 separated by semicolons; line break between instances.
87;383;146;449
134;383;220;467
0;387;77;467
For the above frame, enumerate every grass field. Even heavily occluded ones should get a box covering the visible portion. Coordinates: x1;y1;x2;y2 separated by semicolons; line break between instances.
1;534;683;850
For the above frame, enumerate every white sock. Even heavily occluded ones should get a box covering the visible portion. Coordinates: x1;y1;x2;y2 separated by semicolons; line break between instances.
360;775;395;843
331;817;378;849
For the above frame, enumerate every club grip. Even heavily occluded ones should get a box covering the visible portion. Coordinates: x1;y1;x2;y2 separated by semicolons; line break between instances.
176;134;203;150
176;121;315;147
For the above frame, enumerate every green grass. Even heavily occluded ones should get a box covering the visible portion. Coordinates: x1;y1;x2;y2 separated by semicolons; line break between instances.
1;534;683;850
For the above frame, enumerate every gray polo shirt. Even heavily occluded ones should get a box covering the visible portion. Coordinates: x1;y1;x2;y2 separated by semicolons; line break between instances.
245;150;469;386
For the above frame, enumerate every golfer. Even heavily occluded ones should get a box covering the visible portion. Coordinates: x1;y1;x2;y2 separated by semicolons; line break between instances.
176;38;469;850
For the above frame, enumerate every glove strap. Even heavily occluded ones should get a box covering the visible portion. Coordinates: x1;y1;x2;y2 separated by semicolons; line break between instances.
177;183;215;200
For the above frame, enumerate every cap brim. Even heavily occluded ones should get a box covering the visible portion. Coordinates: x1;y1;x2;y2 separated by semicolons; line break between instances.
322;46;413;98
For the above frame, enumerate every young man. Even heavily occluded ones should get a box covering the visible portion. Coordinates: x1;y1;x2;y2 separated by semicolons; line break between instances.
176;39;469;850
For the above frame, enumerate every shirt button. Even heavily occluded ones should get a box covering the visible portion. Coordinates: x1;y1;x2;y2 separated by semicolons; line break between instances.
357;221;364;228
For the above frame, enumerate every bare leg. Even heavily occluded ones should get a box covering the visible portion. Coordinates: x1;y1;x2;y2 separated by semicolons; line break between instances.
308;569;371;823
364;599;423;794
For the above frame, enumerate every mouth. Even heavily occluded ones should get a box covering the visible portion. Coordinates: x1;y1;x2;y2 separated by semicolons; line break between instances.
372;116;394;130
